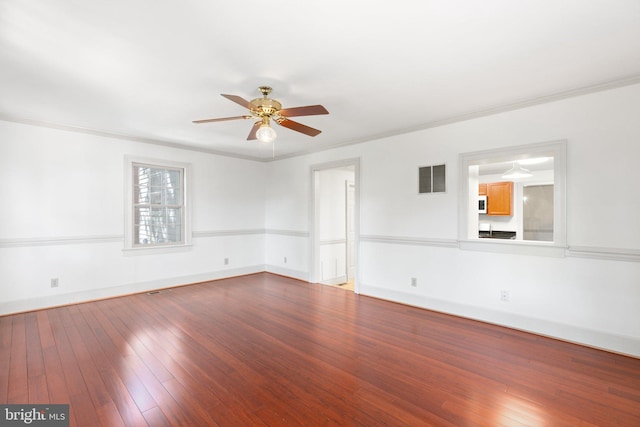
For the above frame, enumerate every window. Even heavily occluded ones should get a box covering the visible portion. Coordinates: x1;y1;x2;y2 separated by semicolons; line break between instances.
419;164;446;193
124;157;191;252
458;140;566;256
133;163;183;245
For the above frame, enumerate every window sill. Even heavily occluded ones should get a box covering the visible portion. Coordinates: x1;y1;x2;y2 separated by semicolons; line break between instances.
122;243;193;256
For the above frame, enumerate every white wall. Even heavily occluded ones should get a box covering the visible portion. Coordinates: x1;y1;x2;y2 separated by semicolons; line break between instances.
264;83;640;357
0;120;266;314
2;83;639;357
263;156;311;280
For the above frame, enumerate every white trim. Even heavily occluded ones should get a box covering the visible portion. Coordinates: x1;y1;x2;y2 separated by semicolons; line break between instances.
265;229;310;238
458;139;567;251
194;229;265;238
257;75;640;161
359;282;640;358
122;243;194;256
264;265;310;282
361;234;458;248
567;246;640;263
0;235;123;248
0;114;264;162
123;156;193;251
2;232;636;263
3;75;640;163
0;229;263;248
0;266;265;316
320;239;347;246
458;239;566;258
310;158;361;290
361;234;640;262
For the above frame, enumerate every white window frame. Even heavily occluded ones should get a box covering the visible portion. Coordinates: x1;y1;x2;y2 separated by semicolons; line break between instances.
123;156;192;254
458;140;567;257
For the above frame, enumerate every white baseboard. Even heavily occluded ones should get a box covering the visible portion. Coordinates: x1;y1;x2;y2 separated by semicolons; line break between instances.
0;265;264;316
359;282;640;359
264;265;310;282
5;267;637;358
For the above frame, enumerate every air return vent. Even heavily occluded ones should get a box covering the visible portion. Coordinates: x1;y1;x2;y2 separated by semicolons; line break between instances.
147;289;173;295
419;164;446;194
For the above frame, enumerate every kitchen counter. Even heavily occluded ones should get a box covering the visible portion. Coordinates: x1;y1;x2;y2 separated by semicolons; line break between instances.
478;230;516;239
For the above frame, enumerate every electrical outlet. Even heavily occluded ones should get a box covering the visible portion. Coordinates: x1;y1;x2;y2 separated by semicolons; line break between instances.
224;258;229;265
51;278;59;288
500;289;510;302
411;277;417;287
284;256;287;263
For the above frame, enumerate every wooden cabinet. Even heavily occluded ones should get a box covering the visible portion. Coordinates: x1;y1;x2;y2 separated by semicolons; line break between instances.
479;181;513;216
478;183;487;196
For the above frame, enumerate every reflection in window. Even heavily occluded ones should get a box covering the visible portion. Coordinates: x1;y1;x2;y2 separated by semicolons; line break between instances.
132;164;184;246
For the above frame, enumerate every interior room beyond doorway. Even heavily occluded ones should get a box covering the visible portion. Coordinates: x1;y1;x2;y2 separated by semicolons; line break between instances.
312;161;358;290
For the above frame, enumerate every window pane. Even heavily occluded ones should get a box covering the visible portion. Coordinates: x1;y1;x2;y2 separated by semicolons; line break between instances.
164;184;179;205
132;163;185;246
167;206;182;241
149;186;162;204
134;185;147;204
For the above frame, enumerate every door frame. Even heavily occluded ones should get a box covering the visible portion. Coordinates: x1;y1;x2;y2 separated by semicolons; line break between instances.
309;158;360;292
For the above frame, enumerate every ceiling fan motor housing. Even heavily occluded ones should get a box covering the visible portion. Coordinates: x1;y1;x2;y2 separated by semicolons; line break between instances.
250;97;282;117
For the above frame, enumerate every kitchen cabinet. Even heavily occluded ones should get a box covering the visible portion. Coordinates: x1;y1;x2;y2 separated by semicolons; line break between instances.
478;183;487;196
480;181;513;216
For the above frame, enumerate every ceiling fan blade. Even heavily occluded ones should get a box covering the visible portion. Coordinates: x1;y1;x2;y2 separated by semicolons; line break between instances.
247;121;261;140
193;115;251;124
279;105;329;117
221;94;253;109
277;118;322;137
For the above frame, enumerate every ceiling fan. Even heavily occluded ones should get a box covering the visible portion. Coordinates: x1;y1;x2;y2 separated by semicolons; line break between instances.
193;86;329;143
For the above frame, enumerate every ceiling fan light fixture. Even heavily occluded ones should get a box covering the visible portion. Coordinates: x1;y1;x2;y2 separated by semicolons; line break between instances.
256;122;277;143
518;156;551;165
502;162;533;179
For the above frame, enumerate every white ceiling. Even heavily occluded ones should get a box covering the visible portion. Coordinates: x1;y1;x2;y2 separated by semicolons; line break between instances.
1;1;640;161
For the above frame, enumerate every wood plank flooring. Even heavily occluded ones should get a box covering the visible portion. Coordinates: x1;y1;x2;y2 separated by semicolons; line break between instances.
1;272;639;426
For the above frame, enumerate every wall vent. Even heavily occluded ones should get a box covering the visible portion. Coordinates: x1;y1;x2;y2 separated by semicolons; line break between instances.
419;164;446;194
147;289;173;295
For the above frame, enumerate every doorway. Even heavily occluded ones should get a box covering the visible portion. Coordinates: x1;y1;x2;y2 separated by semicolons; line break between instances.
311;159;359;292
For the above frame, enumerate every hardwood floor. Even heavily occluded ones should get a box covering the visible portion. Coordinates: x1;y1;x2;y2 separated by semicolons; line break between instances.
1;273;639;426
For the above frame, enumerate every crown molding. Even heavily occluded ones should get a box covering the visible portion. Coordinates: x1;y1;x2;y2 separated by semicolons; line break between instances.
269;74;640;161
0;113;267;162
3;74;640;163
